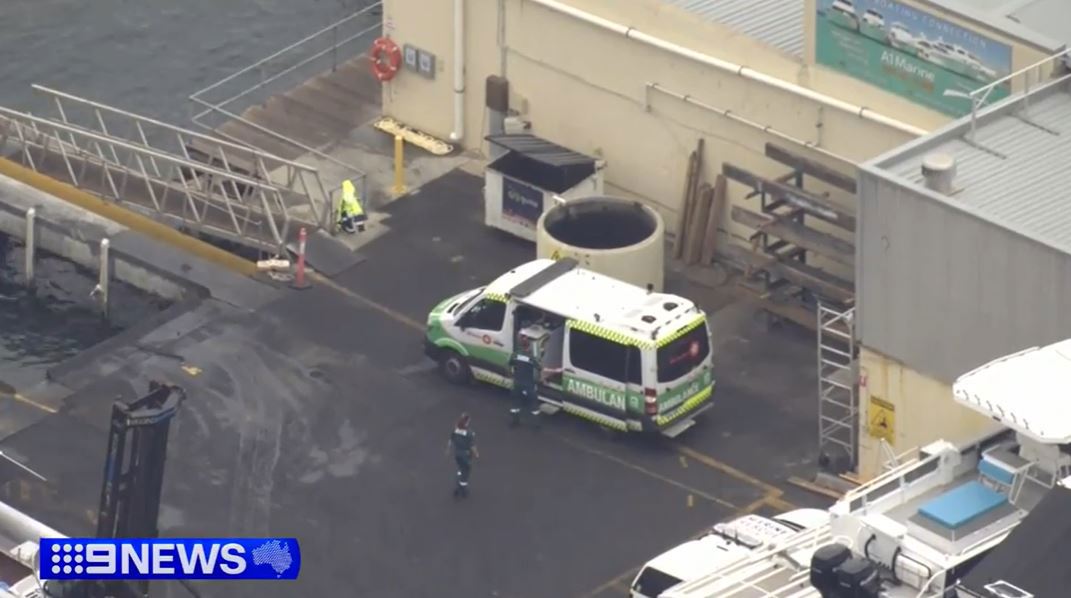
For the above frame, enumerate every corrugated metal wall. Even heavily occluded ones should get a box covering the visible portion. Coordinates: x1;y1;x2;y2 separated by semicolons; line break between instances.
661;0;804;58
856;171;1071;384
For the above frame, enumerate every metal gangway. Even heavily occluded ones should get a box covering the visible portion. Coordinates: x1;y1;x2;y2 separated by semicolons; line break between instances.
0;85;334;253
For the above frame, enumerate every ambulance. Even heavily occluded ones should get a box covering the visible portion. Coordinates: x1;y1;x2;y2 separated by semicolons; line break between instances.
423;258;715;437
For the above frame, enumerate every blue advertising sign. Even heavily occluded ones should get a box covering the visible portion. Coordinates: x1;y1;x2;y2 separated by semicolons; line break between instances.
502;176;544;228
39;538;301;581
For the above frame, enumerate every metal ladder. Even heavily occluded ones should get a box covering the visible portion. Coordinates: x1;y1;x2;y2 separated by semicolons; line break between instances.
0;85;334;253
817;303;858;471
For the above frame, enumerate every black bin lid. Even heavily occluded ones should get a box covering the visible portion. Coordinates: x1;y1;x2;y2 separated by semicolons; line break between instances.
486;134;597;193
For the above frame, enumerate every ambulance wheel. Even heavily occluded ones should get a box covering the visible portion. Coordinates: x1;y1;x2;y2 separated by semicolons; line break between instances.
439;351;472;385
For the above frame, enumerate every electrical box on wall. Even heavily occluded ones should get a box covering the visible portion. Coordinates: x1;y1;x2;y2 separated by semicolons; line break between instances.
417;50;436;78
401;43;436;80
403;45;418;71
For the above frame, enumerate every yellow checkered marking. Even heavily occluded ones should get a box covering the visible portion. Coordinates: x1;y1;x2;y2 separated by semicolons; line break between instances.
561;402;628;432
567;319;651;349
656;315;706;348
655;384;713;426
472;369;511;388
485;292;508;303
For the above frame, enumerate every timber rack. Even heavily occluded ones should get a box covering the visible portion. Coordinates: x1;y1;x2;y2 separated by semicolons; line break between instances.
720;142;856;333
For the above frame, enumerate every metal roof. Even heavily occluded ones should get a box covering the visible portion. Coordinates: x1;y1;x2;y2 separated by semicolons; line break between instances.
869;76;1071;257
661;0;804;58
919;0;1071;50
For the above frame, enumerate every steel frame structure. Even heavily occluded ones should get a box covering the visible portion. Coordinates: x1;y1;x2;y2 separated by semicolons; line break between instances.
1;86;334;252
817;303;858;472
188;3;381;192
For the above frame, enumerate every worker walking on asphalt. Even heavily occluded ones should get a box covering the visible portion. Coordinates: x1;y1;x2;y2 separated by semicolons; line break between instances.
337;179;367;234
509;336;543;428
447;413;479;498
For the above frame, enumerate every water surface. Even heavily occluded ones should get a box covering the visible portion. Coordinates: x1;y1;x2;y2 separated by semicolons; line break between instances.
0;233;171;385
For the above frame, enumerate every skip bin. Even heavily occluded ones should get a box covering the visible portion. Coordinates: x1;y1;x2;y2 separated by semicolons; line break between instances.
483;133;604;242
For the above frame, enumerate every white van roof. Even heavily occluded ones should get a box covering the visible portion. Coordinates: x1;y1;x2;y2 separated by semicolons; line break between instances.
638;510;829;586
485;259;703;345
641;534;745;582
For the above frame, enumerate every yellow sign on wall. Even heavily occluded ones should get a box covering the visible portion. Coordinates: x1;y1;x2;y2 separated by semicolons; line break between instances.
868;396;895;442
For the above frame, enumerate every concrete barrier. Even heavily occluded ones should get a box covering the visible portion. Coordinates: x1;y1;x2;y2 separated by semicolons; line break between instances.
0;173;187;301
0;157;257;277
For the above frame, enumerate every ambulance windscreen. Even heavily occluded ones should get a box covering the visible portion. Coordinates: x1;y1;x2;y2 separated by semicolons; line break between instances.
656;322;710;383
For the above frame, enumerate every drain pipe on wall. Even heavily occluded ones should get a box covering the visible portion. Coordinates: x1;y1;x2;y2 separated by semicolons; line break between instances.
646;83;856;165
525;0;928;138
450;0;466;142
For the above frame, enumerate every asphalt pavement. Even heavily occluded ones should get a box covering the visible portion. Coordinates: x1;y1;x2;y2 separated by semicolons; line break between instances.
0;169;830;598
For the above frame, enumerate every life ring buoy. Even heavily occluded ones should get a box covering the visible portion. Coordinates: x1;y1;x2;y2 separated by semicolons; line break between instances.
370;37;402;82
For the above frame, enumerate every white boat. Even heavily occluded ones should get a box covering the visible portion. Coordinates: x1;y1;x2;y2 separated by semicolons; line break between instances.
663;339;1071;598
0;499;68;597
860;9;885;41
827;0;859;32
886;22;916;55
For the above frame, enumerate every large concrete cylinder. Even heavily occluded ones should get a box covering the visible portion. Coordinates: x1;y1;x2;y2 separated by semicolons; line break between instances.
536;196;665;291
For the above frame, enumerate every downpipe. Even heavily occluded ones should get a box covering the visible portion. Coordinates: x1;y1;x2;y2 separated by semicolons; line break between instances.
450;0;466;142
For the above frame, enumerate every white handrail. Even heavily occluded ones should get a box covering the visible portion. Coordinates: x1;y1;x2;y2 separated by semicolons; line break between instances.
189;4;382;100
967;48;1071;138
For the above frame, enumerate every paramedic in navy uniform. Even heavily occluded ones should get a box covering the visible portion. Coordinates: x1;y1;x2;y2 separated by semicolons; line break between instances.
447;413;479;498
509;336;543;427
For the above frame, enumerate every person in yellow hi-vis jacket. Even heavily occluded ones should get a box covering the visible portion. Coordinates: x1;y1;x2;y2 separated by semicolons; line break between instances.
337;179;367;234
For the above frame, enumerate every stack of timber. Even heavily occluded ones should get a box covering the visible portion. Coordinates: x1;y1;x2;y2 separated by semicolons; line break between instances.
720;143;857;331
674;139;727;266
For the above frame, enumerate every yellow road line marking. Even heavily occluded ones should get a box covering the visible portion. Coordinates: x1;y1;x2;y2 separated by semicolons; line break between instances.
4;392;58;414
554;434;737;510
737;495;774;517
310;272;425;331
679;455;688;468
765;495;799;512
687;494;695;508
675;445;783;496
577;566;640;598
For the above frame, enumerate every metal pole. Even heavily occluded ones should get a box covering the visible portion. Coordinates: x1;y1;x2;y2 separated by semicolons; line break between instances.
24;208;35;288
98;238;110;317
292;227;310;290
392;135;407;196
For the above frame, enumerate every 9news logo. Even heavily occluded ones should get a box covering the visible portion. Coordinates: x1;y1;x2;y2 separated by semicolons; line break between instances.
39;538;301;581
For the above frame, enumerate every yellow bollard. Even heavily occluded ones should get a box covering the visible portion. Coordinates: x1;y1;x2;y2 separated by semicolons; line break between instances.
392;134;407;196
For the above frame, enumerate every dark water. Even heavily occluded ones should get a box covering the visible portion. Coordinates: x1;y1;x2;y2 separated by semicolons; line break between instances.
0;0;370;124
0;233;171;381
0;1;373;379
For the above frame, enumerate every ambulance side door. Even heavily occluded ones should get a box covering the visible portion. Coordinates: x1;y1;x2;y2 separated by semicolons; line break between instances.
562;327;630;417
456;297;512;377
